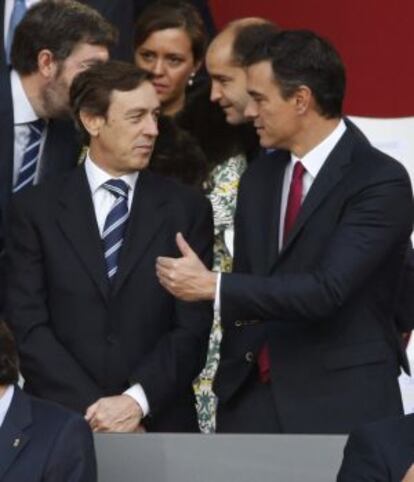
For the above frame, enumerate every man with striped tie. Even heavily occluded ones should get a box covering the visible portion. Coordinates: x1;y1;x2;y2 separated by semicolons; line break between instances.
0;0;116;312
6;61;213;432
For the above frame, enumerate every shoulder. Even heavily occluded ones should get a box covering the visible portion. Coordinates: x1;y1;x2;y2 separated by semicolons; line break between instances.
349;414;414;447
30;395;89;433
10;168;79;214
338;415;414;482
344;121;410;181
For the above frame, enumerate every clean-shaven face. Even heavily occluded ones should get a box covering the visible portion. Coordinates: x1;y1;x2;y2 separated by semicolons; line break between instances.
90;81;160;176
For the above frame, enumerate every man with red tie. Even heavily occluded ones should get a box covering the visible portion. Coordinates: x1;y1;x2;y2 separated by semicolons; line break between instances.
156;29;413;433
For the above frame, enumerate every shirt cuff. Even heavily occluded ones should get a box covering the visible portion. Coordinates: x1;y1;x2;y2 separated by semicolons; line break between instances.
124;383;149;417
214;272;222;314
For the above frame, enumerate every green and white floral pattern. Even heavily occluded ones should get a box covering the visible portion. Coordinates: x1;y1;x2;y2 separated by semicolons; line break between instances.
193;154;247;433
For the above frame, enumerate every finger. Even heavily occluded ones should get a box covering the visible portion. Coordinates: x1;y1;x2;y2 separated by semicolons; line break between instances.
85;403;98;421
157;256;178;268
176;232;195;257
156;264;174;282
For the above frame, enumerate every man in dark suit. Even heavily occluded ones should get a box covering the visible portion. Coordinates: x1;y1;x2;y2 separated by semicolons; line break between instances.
0;0;116;310
337;414;414;482
1;1;133;65
6;61;213;432
0;320;96;482
156;30;413;433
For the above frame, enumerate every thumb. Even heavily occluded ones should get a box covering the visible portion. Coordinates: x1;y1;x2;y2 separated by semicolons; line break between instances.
85;402;97;421
176;232;195;257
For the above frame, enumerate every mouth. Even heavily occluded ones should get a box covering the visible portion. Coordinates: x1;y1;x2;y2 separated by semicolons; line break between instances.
152;82;169;92
134;145;153;152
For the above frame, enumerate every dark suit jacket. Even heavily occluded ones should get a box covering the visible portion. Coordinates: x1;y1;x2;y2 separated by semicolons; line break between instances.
0;385;96;482
0;68;81;311
214;120;414;434
337;413;414;482
6;167;213;431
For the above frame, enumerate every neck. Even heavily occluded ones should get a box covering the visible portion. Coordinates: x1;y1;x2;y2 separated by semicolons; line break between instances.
88;146;129;178
161;94;185;117
0;385;8;399
290;115;341;158
19;73;48;119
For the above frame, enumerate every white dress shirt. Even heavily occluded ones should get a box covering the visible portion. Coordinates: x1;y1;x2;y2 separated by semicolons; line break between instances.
11;69;47;185
214;119;347;311
84;154;150;417
0;385;14;428
4;0;39;48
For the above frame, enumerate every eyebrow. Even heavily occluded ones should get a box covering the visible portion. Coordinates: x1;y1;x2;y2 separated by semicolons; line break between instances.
124;107;160;117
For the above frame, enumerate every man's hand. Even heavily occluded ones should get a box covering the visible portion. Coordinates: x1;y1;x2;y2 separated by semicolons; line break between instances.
85;394;143;433
403;464;414;482
156;232;217;301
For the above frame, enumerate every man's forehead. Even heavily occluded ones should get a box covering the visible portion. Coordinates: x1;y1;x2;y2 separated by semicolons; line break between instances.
206;38;234;67
109;82;160;110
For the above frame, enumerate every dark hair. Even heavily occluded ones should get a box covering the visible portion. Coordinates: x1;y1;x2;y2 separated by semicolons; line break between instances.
11;0;117;75
0;321;19;385
242;29;346;118
150;116;208;189
70;60;153;143
232;22;280;66
134;0;207;65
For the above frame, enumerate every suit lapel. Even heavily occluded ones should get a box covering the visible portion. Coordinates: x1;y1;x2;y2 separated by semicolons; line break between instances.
112;171;168;296
247;150;288;274
57;167;109;301
0;387;31;480
278;127;356;259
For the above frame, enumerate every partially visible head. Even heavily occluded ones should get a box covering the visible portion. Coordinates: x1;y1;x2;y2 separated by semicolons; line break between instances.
0;321;19;387
242;30;346;148
134;0;207;116
12;0;116;118
70;61;160;176
206;18;279;125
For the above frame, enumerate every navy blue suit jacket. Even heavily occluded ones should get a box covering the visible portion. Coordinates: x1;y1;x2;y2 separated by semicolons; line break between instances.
214;120;414;433
0;386;96;482
0;69;81;311
337;413;414;482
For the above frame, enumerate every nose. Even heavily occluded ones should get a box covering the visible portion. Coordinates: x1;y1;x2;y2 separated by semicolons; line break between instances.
143;115;158;137
244;98;258;120
152;59;166;77
210;81;222;103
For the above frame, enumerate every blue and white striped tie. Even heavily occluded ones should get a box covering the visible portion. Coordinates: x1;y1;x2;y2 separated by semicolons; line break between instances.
13;119;45;193
6;0;27;64
102;179;129;282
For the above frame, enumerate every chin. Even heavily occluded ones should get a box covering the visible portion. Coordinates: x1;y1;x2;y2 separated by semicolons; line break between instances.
258;136;275;149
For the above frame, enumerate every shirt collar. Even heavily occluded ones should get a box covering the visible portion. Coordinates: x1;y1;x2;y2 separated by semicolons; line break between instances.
0;385;15;428
84;152;139;195
291;119;346;178
11;70;39;125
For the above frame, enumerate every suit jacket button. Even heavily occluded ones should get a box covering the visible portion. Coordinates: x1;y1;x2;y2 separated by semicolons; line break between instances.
245;351;254;363
235;320;242;327
106;334;116;344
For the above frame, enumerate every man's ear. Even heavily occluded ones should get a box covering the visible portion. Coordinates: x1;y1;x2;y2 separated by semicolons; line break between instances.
37;49;58;79
79;110;105;138
293;85;312;115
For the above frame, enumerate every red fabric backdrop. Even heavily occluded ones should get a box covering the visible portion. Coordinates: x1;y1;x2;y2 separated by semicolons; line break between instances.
209;0;414;118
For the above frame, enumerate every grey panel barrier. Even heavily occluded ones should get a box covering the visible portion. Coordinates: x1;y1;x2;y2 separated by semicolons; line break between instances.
95;433;347;482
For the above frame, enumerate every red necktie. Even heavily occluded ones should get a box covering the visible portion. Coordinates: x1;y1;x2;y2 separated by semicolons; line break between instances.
258;161;306;383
